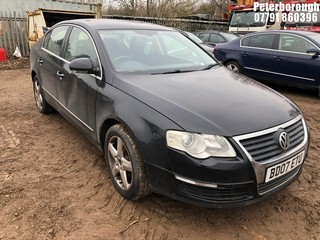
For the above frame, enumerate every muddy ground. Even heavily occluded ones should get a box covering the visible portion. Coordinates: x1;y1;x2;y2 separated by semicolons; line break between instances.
0;65;319;240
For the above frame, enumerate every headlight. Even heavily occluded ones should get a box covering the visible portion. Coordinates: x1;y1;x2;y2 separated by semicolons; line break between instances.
166;130;236;159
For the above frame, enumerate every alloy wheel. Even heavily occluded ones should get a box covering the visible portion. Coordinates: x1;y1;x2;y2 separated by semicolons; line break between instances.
227;64;239;73
34;80;43;110
107;136;133;190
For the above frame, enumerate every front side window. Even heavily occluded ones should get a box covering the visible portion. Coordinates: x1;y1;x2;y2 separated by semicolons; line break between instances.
99;30;217;74
44;26;68;56
244;34;276;49
201;33;211;42
65;27;100;76
279;34;314;53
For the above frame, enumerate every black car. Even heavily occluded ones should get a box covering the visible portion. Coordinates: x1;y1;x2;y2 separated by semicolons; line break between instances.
30;19;309;208
214;30;320;91
194;30;238;46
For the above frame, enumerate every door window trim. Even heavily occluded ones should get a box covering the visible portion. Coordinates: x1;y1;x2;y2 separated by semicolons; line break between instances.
240;33;277;50
240;32;320;55
41;24;103;80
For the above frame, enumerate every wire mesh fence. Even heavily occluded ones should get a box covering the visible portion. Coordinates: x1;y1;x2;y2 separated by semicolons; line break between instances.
104;15;229;33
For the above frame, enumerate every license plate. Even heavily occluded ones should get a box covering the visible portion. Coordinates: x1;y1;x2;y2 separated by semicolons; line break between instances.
265;151;305;183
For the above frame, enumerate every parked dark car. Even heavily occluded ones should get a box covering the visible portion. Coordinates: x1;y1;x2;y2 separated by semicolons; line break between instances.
30;19;309;208
194;30;238;46
184;31;215;53
214;30;320;91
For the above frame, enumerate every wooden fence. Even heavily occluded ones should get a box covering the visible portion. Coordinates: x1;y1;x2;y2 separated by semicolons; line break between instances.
0;11;29;57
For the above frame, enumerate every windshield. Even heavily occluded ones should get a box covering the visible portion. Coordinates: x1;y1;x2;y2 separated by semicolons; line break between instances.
230;11;267;27
220;32;238;41
98;30;217;74
285;10;320;26
308;33;320;44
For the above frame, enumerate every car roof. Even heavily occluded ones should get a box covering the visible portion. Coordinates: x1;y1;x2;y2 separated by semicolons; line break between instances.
243;30;318;38
56;19;172;31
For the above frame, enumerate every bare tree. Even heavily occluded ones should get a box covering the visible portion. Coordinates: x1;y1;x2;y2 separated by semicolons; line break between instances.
105;0;215;18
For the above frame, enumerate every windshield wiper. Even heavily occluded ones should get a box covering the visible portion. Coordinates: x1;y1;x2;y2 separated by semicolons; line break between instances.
202;63;218;71
249;22;264;27
151;69;198;75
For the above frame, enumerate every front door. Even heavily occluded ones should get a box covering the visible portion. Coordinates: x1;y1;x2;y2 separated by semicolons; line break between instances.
272;33;320;88
59;26;102;138
240;33;278;82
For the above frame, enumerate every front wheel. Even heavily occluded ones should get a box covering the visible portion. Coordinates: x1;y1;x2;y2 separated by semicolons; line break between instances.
32;76;54;114
104;124;150;200
225;61;241;74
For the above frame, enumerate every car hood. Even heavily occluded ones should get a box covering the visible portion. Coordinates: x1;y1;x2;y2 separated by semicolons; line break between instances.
113;66;300;136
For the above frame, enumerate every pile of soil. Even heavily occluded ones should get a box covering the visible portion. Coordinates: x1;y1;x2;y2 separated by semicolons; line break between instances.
0;57;30;70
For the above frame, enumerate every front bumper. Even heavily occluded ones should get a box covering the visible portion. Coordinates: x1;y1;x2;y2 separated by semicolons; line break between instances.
147;115;309;208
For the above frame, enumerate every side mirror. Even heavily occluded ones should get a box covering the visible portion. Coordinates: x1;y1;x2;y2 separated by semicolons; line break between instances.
69;58;93;73
306;48;320;56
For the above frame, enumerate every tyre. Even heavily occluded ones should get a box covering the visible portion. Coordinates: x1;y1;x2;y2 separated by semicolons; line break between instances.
104;124;149;200
225;61;241;74
33;75;54;114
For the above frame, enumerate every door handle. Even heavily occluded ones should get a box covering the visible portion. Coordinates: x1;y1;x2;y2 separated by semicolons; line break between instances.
37;59;43;64
241;52;248;57
274;56;282;61
56;71;64;80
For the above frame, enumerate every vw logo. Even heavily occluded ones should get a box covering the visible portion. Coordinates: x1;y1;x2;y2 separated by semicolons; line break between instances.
279;132;290;150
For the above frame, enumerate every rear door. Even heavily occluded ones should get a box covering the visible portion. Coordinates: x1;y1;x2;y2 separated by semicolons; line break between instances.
240;33;278;81
38;25;69;101
59;26;101;138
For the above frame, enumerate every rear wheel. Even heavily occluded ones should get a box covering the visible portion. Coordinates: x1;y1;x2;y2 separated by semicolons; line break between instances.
104;124;149;200
225;61;241;74
32;75;54;114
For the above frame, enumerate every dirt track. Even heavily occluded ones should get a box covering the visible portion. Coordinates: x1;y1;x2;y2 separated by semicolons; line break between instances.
0;68;319;240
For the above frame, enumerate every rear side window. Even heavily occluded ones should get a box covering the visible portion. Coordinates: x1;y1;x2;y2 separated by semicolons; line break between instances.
210;34;225;43
241;37;250;46
43;26;69;56
242;34;276;49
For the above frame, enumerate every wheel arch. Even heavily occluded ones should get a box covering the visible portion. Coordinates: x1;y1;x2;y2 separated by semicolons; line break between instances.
99;118;120;153
98;117;143;155
224;59;241;67
224;59;243;72
31;70;37;82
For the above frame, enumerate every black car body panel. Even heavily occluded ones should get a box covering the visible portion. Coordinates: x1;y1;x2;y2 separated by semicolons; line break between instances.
30;19;310;208
113;68;300;136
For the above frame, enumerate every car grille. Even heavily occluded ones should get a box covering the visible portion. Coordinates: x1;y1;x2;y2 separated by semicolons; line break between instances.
239;119;304;162
258;167;301;195
178;181;254;203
